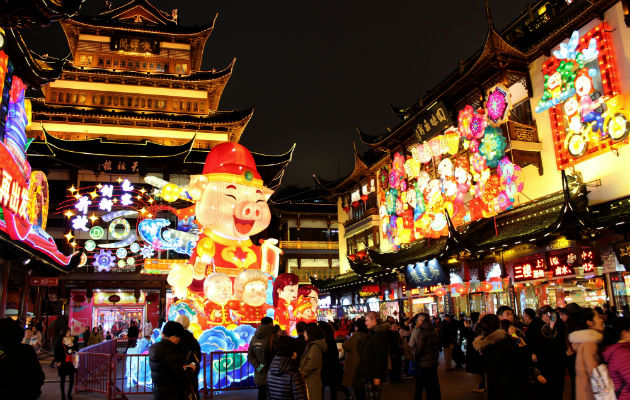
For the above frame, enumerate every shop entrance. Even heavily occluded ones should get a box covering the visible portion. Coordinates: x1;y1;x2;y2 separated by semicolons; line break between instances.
93;306;144;337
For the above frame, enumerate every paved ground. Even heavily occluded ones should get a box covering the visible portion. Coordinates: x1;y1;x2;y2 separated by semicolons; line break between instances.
38;353;486;400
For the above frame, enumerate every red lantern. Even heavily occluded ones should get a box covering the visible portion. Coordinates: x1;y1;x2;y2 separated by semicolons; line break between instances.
348;254;357;262
356;250;366;260
108;294;121;304
455;284;468;295
343;206;350;213
72;294;86;303
360;194;369;202
352;201;360;208
479;281;493;292
434;287;447;296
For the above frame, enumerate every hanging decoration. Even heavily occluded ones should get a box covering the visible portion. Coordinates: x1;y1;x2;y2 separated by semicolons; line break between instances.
535;23;628;170
378;89;524;246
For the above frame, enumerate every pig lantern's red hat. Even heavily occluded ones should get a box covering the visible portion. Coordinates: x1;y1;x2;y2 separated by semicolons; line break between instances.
201;142;263;187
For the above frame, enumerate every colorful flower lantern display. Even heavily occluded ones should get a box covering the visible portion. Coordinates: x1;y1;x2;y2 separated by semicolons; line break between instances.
479;126;507;168
377;97;525;246
486;85;511;126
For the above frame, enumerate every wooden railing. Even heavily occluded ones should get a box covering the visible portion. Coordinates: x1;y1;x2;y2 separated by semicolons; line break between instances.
280;240;338;250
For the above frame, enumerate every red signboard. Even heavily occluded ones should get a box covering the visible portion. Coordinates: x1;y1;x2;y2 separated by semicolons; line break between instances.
361;285;380;293
581;248;595;273
29;277;59;287
513;255;546;281
548;250;577;277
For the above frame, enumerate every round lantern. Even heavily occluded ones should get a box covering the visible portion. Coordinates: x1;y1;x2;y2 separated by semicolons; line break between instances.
455;284;468;295
72;294;86;303
161;183;180;202
108;294;121;304
348;254;357;262
434;287;447;296
360;194;369;202
479;281;493;292
343;206;350;213
352;201;360;208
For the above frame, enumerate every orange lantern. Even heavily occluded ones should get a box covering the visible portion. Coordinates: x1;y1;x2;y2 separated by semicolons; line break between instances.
479;281;493;292
444;130;461;155
455;284;468;295
361;194;369;202
434;287;447;296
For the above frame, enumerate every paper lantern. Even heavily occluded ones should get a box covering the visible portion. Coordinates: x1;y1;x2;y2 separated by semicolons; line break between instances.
458;105;475;140
479;127;507;168
352;200;360;208
444;130;460;155
343;206;350;213
360;194;368;202
428;137;443;159
486;84;511;126
348;254;357;262
470;110;488;139
434;287;447;296
479;281;493;292
455;284;468;295
416;143;433;164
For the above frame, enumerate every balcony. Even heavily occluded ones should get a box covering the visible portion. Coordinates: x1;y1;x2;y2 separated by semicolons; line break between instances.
343;193;379;229
280;240;339;250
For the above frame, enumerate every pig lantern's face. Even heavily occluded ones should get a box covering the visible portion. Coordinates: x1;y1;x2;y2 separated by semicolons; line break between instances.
191;176;272;240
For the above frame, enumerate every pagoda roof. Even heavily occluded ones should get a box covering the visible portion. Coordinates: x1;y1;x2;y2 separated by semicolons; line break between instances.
2;28;68;87
30;100;254;127
0;0;83;28
98;0;177;25
313;143;387;194
28;130;295;190
62;58;235;83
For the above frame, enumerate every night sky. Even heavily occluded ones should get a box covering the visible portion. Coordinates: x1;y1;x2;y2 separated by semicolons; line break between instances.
22;0;533;188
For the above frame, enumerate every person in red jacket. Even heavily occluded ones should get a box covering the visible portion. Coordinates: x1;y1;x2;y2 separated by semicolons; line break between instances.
603;317;630;400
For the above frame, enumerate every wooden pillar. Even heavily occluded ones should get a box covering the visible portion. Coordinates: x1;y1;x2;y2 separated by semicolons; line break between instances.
18;269;31;321
0;260;10;319
159;281;166;321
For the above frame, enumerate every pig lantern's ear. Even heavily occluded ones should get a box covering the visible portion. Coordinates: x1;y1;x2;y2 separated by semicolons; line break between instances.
262;186;274;200
188;175;208;201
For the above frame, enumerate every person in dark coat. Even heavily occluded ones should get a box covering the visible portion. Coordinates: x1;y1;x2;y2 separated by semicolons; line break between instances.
318;321;341;400
128;320;140;347
54;327;79;400
473;314;530;400
463;312;485;393
149;321;194;400
266;335;308;400
357;311;390;400
537;306;567;400
248;317;277;400
176;315;202;395
81;326;91;348
0;318;45;400
440;314;459;370
295;321;307;360
409;313;441;400
523;308;544;362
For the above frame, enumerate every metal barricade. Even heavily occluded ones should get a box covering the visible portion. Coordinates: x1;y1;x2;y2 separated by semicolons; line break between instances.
75;352;113;395
111;354;153;398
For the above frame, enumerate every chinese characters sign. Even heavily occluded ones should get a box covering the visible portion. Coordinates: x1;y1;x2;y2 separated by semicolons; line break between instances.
111;35;160;55
98;159;141;173
535;23;628;170
414;101;454;139
513;255;546;281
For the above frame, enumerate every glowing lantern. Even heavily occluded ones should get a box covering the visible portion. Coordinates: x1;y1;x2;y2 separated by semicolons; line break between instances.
196;237;216;262
458;105;475;140
479;281;493;292
161;183;180;202
343;206;350;213
167;263;194;299
444;130;460;155
455;284;468;295
361;194;369;202
469;110;488;139
434;287;447;296
348;254;357;262
485;85;511;126
352;200;360;208
428;137;443;160
416;143;433;164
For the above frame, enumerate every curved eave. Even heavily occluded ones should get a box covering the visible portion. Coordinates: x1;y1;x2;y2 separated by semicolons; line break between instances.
313;143;369;193
356;127;394;147
65;15;215;36
0;0;83;27
63;57;234;83
97;0;175;25
3;28;66;87
31;102;255;125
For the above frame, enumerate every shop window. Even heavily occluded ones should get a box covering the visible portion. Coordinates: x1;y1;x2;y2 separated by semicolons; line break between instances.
106;96;112;106
147;98;152;108
58;92;64;102
186;102;191;112
105;59;111;67
157;100;166;109
65;92;71;103
141;98;146;108
127;97;132;107
134;97;139;107
113;97;118;106
92;94;98;105
78;94;86;105
121;60;126;67
173;100;178;111
135;61;140;68
100;95;105;105
71;93;78;103
98;58;104;66
193;102;198;112
142;61;147;69
113;59;119;67
149;62;154;70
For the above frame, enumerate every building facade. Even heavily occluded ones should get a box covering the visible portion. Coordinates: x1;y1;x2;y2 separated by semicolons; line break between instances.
314;0;630;321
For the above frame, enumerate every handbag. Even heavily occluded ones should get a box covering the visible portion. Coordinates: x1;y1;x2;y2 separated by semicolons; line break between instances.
590;363;617;400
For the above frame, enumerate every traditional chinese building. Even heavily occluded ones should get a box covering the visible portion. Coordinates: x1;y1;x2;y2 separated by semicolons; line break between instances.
21;0;295;333
314;0;630;320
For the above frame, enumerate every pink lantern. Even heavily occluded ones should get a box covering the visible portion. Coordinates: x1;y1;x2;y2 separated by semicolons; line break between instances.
428;137;443;160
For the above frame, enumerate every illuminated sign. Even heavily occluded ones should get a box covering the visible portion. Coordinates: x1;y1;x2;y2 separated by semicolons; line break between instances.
548;250;577;277
111;35;160;55
535;23;628;170
581;248;595;273
30;277;59;287
142;259;189;275
513;255;546;281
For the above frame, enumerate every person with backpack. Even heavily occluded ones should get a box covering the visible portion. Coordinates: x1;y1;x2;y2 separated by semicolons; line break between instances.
568;307;605;400
409;313;441;400
603;317;630;400
248;317;277;400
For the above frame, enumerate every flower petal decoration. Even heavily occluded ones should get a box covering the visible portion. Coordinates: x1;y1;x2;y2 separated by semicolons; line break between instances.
458;105;474;140
486;84;511;126
470;110;488;139
479;126;507;168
